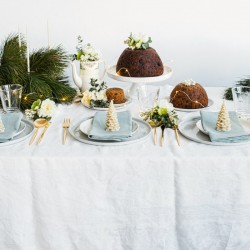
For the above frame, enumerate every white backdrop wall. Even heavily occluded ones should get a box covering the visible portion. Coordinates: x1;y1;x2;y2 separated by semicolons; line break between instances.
1;0;250;87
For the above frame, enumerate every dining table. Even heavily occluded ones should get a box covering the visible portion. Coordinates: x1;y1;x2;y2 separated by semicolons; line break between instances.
1;86;250;250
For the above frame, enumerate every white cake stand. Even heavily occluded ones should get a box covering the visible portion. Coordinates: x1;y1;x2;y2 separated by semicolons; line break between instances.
106;65;173;97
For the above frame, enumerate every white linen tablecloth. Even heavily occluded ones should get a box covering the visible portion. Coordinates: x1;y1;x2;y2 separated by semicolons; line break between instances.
1;87;250;250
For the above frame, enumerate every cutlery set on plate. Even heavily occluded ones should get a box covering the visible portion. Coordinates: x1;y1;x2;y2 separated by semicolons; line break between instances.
29;118;71;145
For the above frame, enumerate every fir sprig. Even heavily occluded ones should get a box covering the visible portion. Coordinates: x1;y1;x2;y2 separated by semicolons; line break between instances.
0;33;76;110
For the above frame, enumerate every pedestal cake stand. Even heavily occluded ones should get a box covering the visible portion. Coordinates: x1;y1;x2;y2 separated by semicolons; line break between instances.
107;65;173;97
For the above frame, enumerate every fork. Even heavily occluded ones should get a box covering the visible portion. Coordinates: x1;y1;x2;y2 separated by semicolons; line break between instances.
62;118;70;145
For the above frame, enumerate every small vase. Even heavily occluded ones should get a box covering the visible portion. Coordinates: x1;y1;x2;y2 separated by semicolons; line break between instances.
80;60;106;92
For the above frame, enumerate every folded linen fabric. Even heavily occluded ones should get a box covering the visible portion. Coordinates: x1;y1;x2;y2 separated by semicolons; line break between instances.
200;110;250;143
0;112;23;142
89;111;132;141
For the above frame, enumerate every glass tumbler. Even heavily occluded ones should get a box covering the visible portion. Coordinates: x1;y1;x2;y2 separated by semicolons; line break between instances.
232;86;250;120
0;84;23;112
137;85;160;114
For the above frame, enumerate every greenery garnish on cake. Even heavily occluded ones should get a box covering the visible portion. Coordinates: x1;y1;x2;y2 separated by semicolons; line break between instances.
124;33;152;50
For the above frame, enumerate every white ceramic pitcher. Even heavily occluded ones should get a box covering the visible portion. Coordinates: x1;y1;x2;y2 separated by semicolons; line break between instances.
70;60;106;93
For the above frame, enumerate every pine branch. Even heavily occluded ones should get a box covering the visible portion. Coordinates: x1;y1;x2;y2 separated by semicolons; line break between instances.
0;33;76;110
0;34;27;85
30;46;68;77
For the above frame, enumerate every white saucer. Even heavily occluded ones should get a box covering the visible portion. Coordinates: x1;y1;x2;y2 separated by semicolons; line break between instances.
168;98;214;112
79;118;139;136
82;97;132;111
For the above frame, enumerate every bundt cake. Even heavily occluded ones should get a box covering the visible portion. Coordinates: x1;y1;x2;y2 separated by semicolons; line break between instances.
106;88;126;104
170;80;208;109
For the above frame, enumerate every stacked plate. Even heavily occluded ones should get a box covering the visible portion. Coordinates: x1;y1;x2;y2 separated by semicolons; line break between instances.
178;113;250;146
0;119;34;147
69;116;151;146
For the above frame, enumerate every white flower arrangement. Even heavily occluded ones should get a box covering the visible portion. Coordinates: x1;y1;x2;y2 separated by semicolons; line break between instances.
124;33;152;50
141;99;178;129
81;79;109;108
74;36;101;62
25;98;56;120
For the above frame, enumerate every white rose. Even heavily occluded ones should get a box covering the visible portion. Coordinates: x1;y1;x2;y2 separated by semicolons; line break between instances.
132;33;142;42
80;54;90;61
38;99;56;118
83;47;92;55
95;90;107;101
157;99;174;111
82;90;93;107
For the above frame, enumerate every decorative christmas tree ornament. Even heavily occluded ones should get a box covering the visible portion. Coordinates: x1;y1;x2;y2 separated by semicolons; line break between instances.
216;101;231;131
105;100;120;131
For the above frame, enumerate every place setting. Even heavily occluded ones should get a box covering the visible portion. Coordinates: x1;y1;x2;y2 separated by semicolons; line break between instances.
0;84;35;147
178;87;250;146
69;99;151;146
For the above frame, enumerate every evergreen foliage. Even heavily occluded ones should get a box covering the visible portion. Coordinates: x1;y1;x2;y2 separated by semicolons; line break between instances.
0;34;76;110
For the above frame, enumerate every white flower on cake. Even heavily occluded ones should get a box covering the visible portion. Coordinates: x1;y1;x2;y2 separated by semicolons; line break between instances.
38;99;56;118
106;100;120;131
183;79;196;86
216;101;231;131
124;33;152;50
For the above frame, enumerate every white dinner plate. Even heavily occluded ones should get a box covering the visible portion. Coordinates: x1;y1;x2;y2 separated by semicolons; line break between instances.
69;116;151;146
0;119;34;147
79;118;139;136
167;98;214;112
178;113;250;146
82;97;132;111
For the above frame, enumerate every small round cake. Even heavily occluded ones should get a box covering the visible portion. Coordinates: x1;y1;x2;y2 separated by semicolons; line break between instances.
116;48;164;77
170;80;208;109
106;88;126;104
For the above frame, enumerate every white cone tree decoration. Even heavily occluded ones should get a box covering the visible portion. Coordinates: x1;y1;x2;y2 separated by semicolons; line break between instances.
106;100;120;131
216;101;231;131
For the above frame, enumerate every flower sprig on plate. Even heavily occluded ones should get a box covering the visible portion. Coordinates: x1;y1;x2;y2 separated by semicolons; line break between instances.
81;79;109;108
141;100;178;129
73;36;101;62
124;33;152;50
25;99;56;120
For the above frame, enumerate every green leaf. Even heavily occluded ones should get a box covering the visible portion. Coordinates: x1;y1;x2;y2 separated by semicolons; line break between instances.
31;99;41;110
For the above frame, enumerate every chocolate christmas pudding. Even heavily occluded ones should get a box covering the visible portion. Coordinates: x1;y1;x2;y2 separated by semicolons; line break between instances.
106;88;126;104
170;80;208;109
116;33;164;77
